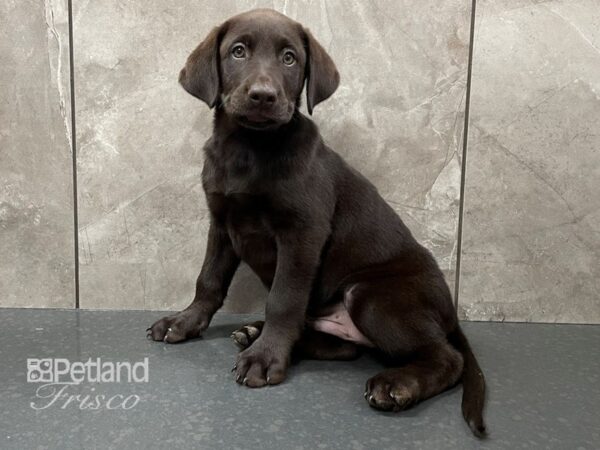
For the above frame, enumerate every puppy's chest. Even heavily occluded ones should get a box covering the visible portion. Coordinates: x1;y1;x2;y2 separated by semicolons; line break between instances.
208;191;270;230
203;161;274;236
202;145;299;241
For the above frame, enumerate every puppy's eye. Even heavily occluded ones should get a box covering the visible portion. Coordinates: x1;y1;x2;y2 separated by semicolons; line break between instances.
231;44;246;59
282;50;296;66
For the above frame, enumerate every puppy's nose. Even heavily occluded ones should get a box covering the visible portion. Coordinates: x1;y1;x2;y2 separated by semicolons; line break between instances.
248;83;277;106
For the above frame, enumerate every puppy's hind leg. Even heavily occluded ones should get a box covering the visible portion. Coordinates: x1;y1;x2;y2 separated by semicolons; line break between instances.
294;328;362;361
231;321;361;361
231;321;264;349
345;277;463;410
364;342;463;411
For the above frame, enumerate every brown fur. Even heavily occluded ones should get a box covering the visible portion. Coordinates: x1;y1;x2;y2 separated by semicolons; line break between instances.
148;9;486;437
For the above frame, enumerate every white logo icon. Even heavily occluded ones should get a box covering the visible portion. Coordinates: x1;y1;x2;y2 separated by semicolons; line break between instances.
27;358;54;383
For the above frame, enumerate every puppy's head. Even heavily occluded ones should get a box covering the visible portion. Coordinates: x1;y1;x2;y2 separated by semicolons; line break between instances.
179;9;339;130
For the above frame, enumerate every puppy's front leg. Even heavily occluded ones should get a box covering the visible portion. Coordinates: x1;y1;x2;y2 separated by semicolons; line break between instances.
147;220;240;343
234;232;324;387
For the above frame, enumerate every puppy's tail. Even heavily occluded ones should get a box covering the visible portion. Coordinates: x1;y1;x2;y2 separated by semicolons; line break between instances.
448;325;487;438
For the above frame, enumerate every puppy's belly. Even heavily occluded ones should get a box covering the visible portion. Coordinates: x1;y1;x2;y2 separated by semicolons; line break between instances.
306;302;374;347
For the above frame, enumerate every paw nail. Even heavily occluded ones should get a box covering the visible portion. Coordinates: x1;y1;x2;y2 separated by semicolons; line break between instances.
231;365;237;372
364;392;368;399
266;376;271;384
368;395;374;402
243;377;248;386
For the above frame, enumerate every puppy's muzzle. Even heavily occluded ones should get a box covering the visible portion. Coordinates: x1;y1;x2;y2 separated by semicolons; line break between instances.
227;78;293;129
248;82;277;108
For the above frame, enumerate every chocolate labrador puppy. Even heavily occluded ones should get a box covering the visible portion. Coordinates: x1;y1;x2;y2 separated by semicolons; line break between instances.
148;9;486;437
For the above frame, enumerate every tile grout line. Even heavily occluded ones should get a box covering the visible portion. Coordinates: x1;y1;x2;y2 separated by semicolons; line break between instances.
67;0;79;309
454;0;477;311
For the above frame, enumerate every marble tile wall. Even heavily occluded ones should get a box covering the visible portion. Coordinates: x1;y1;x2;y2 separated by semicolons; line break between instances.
73;0;470;311
458;0;600;323
4;0;597;323
0;0;75;307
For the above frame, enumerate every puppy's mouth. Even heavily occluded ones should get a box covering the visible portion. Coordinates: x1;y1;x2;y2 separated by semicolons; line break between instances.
227;98;294;131
235;113;280;130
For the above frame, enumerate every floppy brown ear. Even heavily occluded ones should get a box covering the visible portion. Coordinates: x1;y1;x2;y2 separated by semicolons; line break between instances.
179;25;226;108
304;28;340;115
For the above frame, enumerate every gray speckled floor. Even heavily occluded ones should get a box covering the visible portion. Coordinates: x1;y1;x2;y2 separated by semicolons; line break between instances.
0;310;598;450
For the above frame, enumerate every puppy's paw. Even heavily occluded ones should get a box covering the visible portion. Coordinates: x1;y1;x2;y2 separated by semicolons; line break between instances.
146;310;208;344
230;321;264;349
364;370;417;412
233;339;289;388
